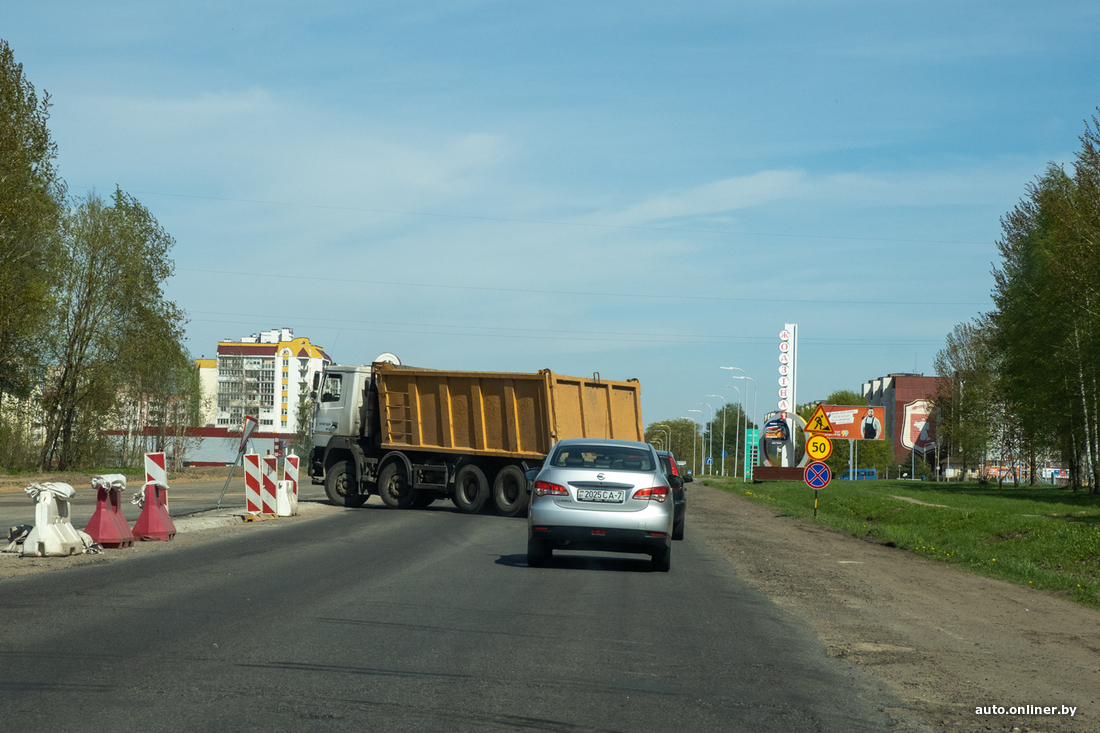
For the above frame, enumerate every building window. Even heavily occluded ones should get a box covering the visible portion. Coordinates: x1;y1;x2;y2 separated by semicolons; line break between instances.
261;419;273;426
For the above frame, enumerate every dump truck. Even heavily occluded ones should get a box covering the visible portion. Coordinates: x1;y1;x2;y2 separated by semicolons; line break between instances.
307;362;643;516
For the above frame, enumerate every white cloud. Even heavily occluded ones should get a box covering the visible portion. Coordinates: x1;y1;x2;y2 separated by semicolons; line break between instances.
595;170;806;226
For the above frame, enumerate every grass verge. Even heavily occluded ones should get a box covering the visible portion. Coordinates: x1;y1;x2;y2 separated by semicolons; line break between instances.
703;476;1100;608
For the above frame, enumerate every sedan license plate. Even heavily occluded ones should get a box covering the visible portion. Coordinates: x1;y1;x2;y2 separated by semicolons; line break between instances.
576;489;624;503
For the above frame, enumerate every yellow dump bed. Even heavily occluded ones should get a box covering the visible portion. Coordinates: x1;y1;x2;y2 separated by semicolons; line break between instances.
374;363;643;459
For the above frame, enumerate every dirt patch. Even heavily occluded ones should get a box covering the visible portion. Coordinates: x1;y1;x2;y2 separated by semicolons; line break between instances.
692;480;1100;733
891;494;950;508
0;465;235;494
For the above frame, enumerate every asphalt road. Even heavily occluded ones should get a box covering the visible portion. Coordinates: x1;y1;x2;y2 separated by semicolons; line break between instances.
0;502;901;731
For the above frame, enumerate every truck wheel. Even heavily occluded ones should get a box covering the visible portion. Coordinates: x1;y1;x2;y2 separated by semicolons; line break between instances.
325;461;368;508
452;464;489;513
492;465;528;517
378;463;414;509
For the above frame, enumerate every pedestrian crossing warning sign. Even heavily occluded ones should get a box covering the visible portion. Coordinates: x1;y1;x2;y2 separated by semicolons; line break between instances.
805;404;833;434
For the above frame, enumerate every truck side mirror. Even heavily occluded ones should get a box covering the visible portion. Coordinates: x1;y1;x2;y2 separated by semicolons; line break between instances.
669;475;684;489
312;372;321;391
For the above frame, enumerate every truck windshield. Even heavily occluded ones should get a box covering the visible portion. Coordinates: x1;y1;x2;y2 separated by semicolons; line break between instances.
320;374;343;403
550;445;655;471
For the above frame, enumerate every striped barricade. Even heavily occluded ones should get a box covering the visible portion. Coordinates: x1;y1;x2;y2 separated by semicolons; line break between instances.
261;456;278;515
244;454;262;513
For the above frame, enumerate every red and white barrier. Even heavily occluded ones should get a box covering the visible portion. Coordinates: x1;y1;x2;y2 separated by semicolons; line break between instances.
261;455;278;515
284;454;299;499
85;474;134;548
145;452;169;510
132;482;176;541
244;454;262;513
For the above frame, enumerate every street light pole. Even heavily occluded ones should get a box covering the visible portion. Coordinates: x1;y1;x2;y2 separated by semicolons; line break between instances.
700;403;714;475
652;423;672;456
721;367;757;433
687;411;702;475
706;395;727;477
722;385;742;480
721;369;758;480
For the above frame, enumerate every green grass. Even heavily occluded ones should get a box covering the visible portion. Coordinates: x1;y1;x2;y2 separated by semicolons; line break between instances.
703;477;1100;607
1;466;144;478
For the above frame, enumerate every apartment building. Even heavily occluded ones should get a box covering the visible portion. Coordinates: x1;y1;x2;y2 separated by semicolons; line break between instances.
195;328;331;433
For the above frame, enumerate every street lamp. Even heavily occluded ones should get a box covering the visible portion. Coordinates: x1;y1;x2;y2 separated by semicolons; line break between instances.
721;367;757;433
706;395;728;477
687;410;703;475
722;385;742;479
722;368;758;482
651;423;672;456
700;403;715;475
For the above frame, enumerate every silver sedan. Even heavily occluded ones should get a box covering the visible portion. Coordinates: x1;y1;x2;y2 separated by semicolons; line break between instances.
526;438;679;572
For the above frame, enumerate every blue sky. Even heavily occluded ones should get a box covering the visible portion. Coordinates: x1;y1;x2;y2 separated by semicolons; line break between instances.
6;2;1100;426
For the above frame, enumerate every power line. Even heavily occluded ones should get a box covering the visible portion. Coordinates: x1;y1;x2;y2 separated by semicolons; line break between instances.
70;184;991;247
178;266;990;307
186;312;944;348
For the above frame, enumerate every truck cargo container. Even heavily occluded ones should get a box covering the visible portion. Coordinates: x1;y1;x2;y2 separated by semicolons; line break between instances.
308;362;643;515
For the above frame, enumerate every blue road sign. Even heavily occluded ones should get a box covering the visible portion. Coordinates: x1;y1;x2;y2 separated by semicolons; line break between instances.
721;451;727;457
705;457;713;465
804;461;831;490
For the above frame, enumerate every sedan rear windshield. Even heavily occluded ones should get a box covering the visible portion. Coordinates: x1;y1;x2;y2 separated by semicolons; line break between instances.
550;445;655;472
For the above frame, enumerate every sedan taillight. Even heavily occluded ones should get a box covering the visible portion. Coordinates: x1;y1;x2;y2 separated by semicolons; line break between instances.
632;486;669;503
534;480;569;497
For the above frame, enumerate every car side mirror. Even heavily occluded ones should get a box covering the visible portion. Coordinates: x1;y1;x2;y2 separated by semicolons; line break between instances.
669;475;684;489
683;473;693;483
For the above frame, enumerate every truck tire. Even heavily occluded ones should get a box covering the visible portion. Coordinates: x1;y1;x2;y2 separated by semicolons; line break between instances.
452;464;489;513
492;465;528;517
378;462;415;509
325;461;368;508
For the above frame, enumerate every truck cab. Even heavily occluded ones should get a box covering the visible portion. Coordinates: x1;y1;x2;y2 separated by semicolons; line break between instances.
308;364;373;505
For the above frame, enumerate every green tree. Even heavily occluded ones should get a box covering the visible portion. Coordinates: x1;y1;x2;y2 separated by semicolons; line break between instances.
932;319;999;481
992;110;1100;492
292;389;316;458
0;39;65;400
645;418;701;474
39;189;181;469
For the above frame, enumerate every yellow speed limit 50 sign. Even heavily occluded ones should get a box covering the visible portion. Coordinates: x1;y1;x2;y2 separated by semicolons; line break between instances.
806;434;833;461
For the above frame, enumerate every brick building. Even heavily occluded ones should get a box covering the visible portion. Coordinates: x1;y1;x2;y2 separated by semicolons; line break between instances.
861;373;939;463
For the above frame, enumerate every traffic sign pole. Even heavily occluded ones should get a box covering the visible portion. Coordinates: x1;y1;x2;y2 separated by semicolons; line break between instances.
803;461;832;518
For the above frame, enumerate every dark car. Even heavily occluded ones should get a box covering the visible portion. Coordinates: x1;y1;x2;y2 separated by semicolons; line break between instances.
655;449;689;540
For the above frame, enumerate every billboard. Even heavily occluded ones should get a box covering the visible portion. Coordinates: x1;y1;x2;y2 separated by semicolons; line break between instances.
806;405;886;440
901;399;936;455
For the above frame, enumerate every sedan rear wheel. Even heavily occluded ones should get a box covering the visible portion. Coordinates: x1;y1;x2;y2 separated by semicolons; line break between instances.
527;537;552;567
651;546;671;572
